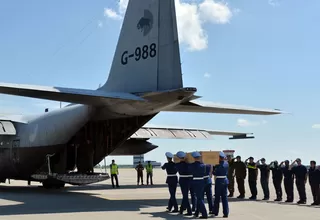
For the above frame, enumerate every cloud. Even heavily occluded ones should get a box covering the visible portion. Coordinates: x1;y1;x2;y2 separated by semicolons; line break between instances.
237;119;267;127
118;0;129;14
204;72;211;78
233;8;241;15
98;20;103;28
312;124;320;129
104;8;122;20
198;0;232;24
268;0;280;7
104;0;236;51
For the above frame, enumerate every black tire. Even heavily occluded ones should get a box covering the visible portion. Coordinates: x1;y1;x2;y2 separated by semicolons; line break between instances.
56;183;65;188
42;180;65;189
42;180;53;189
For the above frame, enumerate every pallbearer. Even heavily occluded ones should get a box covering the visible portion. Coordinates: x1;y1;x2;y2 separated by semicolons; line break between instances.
213;152;229;218
161;152;179;212
203;163;214;214
189;151;208;219
189;178;197;212
175;151;193;216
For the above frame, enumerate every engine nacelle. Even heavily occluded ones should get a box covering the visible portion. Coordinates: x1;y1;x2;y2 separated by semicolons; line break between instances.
109;139;158;155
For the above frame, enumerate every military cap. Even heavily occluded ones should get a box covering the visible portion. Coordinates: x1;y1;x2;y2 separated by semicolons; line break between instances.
176;151;186;159
165;152;174;158
191;151;201;158
219;152;225;158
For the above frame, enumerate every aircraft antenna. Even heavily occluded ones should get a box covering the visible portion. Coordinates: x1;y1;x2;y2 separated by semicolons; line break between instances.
52;14;100;56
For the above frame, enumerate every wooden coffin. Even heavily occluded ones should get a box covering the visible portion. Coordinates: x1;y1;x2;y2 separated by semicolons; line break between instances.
173;151;220;165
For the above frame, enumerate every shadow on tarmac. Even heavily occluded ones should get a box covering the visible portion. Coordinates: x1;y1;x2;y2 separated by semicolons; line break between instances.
66;183;169;191
141;210;231;219
0;185;244;216
254;199;320;208
0;185;318;216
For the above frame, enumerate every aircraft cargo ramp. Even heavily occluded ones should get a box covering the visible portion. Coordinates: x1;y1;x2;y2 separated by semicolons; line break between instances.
31;172;110;186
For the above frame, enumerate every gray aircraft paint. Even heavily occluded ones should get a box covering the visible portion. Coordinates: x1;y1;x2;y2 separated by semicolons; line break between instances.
0;0;284;187
101;0;183;93
16;105;93;148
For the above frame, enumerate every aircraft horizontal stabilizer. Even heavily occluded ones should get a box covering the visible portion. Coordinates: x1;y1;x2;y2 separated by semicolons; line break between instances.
131;126;254;140
0;83;145;105
163;100;285;115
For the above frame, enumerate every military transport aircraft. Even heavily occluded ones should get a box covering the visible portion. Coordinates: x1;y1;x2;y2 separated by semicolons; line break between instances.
0;0;284;189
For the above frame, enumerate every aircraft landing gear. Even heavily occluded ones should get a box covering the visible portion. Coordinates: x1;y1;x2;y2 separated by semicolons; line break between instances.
40;153;65;189
42;179;65;189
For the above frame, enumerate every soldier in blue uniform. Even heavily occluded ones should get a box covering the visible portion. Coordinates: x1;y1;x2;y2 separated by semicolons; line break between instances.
213;152;229;218
161;152;179;212
189;180;197;212
224;159;229;175
189;151;208;219
204;163;214;214
175;151;193;216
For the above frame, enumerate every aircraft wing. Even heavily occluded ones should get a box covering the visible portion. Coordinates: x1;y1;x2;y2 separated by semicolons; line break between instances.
131;126;254;140
163;100;284;115
0;83;145;105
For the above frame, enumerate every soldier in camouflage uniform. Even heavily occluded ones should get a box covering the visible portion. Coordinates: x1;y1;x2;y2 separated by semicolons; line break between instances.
234;155;247;199
227;155;236;197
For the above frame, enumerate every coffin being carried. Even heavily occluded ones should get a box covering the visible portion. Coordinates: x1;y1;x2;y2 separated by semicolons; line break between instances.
173;151;220;165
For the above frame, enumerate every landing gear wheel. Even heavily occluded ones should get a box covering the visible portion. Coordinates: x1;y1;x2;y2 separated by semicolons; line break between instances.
56;183;65;188
42;180;65;189
42;181;52;189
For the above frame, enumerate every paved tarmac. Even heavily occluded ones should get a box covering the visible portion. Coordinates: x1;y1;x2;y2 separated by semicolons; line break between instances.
0;168;319;219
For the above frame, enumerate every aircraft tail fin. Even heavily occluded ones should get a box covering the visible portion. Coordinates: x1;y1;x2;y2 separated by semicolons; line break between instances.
101;0;183;93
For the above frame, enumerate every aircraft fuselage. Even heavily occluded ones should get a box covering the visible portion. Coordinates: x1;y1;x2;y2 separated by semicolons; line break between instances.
0;89;194;184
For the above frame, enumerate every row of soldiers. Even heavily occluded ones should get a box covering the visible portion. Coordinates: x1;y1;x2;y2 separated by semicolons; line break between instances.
227;156;320;205
161;151;229;219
